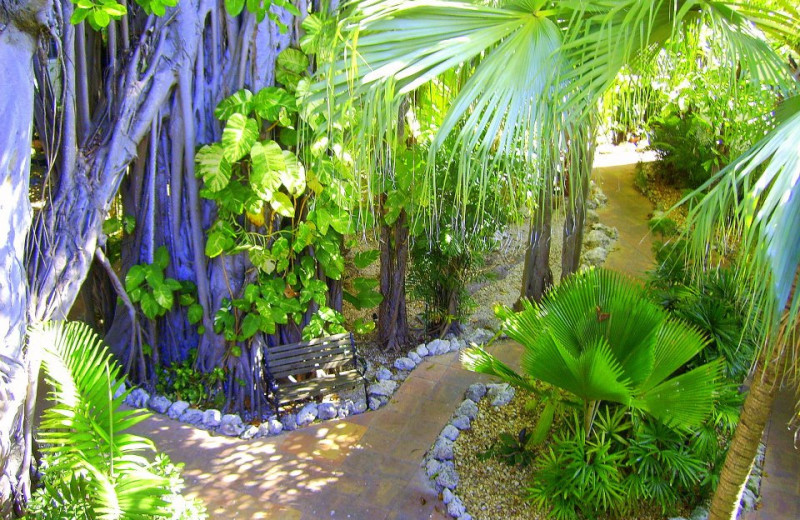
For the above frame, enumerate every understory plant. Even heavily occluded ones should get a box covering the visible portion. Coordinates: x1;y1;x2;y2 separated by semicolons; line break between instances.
29;321;205;519
463;268;724;435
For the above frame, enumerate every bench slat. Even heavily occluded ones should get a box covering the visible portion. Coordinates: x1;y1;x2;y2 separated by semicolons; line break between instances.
268;333;351;355
268;342;353;363
269;354;355;379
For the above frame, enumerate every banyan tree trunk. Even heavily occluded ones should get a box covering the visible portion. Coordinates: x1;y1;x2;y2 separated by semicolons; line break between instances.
0;4;40;514
519;173;553;304
378;204;410;351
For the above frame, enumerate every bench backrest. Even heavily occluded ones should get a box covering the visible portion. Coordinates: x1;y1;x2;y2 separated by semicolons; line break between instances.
265;332;355;379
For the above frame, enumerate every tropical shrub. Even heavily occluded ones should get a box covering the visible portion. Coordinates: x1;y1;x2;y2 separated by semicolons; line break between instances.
29;321;205;519
529;397;742;520
648;245;760;382
462;268;723;434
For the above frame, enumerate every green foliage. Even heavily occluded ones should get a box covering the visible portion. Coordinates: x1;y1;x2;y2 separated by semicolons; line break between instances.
29;321;205;519
528;400;740;520
463;268;723;431
156;349;226;407
125;247;198;321
479;428;537;468
648;211;678;237
648;246;760;382
197;47;375;344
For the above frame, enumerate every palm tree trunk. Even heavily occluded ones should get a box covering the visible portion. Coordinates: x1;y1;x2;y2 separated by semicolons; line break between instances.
519;174;553;303
709;276;797;520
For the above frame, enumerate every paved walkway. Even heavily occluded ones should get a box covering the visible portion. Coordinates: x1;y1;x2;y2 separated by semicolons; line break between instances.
130;342;524;519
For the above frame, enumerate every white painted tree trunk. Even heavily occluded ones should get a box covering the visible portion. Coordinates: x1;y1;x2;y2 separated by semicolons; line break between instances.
0;7;38;516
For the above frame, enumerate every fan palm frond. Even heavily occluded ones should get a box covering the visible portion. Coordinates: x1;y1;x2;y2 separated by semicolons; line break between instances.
463;268;722;430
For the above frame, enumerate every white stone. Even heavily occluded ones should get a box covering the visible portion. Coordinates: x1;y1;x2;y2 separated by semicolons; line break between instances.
465;383;486;402
375;367;393;381
367;380;397;397
318;402;337;420
203;409;222;428
408;352;422;364
219;414;245;436
166;400;190;419
180;408;204;425
456;399;479;420
148;395;172;414
394;357;416;371
415;344;429;357
296;403;319;426
441;425;460;441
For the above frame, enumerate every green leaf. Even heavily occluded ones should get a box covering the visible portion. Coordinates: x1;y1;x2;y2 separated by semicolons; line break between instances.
214;89;253;120
252;87;296;121
280;151;306;196
354;250;380;269
70;7;92;24
145;265;164;287
249;141;285;196
206;232;231;258
153;284;174;310
276;69;303;91
270;192;295;218
383;190;408;226
276;48;309;74
102;1;127;17
353;318;376;335
221;114;259;163
224;0;245;16
195;144;232;192
125;265;146;292
314;207;331;234
153;246;170;270
243;284;260;304
187;303;204;324
91;9;111;28
140;292;161;319
240;313;260;340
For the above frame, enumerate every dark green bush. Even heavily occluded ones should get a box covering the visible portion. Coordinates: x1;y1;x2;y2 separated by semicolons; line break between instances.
156;348;226;407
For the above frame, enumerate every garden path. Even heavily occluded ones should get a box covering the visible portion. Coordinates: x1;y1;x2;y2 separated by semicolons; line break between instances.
132;152;798;519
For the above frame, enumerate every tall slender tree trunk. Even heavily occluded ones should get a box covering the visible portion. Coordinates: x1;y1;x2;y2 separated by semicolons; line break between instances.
0;2;45;515
561;124;595;279
378;203;409;351
519;174;553;303
709;276;798;520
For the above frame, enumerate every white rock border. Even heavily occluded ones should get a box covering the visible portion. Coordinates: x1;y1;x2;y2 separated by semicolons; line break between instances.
122;327;497;440
423;382;765;520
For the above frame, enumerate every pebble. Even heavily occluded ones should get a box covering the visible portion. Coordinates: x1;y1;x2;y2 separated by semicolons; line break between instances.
127;388;149;408
297;403;318;426
465;383;487;402
180;408;204;426
428;339;451;356
280;413;297;431
375;367;393;381
441;425;460;441
148;395;172;414
367;380;397;397
408;352;422;364
394;357;416;371
219;414;245;436
447;497;466;518
241;425;259;440
318;402;337;420
203;409;222;428
267;418;284;436
425;458;442;478
352;399;367;415
369;396;382;410
583;246;608;266
435;462;459;490
415;344;429;357
456;399;479;420
166;400;190;419
443;488;454;505
487;383;515;407
451;415;471;430
432;438;454;461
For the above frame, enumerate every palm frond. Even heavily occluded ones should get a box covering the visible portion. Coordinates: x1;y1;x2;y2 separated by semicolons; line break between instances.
32;321;171;518
461;346;536;392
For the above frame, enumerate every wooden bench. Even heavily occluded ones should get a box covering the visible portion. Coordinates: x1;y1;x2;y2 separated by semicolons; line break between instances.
263;332;368;414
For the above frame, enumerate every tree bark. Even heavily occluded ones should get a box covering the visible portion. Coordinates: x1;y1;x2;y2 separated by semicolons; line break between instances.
561;124;595;279
709;277;797;520
0;2;45;515
378;204;409;351
519;174;553;303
